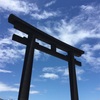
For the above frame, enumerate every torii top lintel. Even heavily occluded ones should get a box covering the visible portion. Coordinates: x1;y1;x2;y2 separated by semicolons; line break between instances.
8;14;84;58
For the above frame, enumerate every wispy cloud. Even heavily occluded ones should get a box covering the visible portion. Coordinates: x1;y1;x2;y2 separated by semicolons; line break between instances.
40;73;59;80
63;68;85;81
31;10;59;20
42;67;64;73
0;82;18;92
81;5;94;12
37;3;100;72
0;31;25;66
81;43;100;72
38;4;100;45
0;0;59;20
14;83;35;88
0;82;40;94
30;90;40;94
0;0;39;14
45;0;56;7
0;69;12;73
0;28;41;67
96;87;100;91
41;67;84;81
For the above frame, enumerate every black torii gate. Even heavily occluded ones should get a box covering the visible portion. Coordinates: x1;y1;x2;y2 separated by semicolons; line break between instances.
8;14;84;100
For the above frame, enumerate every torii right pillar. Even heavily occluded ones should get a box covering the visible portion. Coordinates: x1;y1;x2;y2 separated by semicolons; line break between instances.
68;51;79;100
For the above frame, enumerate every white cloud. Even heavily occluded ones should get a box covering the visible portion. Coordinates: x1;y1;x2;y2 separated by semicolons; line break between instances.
0;47;23;63
38;4;100;46
76;68;84;75
0;0;58;20
8;29;41;60
63;68;84;80
42;67;66;73
55;20;100;45
42;67;84;81
0;37;12;45
65;68;84;81
0;0;39;14
8;28;28;38
30;84;35;88
0;28;41;67
37;4;100;73
43;67;85;76
81;43;100;72
0;82;18;92
31;10;59;20
63;68;69;76
14;83;34;88
43;67;55;72
40;73;59;80
34;50;41;60
0;82;39;94
76;69;85;80
92;43;100;51
45;0;56;7
0;36;22;66
30;90;40;94
0;69;12;73
44;17;100;45
96;87;100;91
81;5;94;12
0;37;25;66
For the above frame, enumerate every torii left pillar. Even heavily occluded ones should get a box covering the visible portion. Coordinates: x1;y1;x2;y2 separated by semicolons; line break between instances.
14;34;36;100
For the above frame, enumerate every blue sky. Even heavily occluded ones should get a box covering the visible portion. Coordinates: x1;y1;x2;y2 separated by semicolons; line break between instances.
0;0;100;100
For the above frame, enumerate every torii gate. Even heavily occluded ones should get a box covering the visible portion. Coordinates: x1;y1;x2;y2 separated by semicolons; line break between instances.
8;14;84;100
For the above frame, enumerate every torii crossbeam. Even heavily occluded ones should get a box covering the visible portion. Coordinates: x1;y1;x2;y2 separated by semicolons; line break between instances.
8;14;84;100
